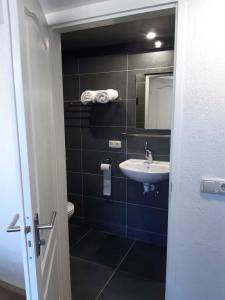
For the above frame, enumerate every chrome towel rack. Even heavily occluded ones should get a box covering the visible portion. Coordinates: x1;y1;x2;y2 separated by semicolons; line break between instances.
121;132;171;138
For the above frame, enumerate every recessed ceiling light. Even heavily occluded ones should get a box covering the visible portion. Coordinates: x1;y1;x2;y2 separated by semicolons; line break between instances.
155;40;162;48
146;32;156;39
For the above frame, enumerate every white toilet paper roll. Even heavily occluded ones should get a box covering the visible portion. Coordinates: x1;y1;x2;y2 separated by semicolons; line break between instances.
100;163;111;196
100;163;111;171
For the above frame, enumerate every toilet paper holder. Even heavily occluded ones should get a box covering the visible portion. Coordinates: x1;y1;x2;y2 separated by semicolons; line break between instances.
101;158;112;165
100;159;112;197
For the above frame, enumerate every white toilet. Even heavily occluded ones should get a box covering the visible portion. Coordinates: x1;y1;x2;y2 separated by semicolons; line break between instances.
67;201;75;220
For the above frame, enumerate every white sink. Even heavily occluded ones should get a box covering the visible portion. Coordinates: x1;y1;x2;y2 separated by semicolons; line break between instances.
119;159;169;185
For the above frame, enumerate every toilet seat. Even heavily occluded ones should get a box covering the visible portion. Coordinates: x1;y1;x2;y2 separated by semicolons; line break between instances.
67;201;75;218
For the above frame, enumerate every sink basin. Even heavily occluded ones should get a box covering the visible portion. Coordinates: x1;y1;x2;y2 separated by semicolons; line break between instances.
119;159;169;184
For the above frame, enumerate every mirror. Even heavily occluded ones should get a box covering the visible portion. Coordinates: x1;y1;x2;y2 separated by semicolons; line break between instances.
135;73;173;129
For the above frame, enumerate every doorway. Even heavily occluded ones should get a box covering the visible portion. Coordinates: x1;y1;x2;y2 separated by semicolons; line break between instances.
61;8;175;299
4;1;179;299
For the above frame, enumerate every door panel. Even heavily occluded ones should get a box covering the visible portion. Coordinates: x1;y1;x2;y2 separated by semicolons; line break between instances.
8;0;70;299
23;6;59;298
25;7;58;300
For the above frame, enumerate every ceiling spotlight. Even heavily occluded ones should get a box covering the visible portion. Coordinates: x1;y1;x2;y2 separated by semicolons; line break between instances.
146;32;156;40
155;40;162;48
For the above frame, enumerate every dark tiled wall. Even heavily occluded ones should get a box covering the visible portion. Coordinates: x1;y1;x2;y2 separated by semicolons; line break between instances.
63;50;174;246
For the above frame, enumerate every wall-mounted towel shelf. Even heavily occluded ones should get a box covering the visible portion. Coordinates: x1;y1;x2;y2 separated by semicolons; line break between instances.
65;101;92;107
121;132;171;138
64;101;92;113
80;99;121;105
65;100;121;111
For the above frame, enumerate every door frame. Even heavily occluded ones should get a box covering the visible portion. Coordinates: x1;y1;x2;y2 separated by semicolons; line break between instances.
48;30;71;300
49;0;187;299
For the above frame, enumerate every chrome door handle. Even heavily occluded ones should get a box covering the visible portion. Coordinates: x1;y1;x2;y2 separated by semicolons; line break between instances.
34;210;57;256
7;214;20;232
7;214;30;234
37;211;57;230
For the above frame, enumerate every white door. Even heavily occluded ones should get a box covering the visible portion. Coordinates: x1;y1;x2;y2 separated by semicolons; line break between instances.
7;0;71;299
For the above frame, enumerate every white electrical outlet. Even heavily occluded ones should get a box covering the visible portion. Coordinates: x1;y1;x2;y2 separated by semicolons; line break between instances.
109;140;121;149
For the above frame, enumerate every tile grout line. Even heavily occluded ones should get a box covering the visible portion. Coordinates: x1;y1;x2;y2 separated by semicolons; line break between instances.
125;53;129;238
63;64;174;77
78;57;85;221
66;149;169;157
70;254;113;269
73;228;93;246
67;171;125;179
69;192;169;210
94;240;136;300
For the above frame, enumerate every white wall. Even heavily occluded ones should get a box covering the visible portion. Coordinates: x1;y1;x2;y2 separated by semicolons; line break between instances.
167;0;225;299
0;0;25;289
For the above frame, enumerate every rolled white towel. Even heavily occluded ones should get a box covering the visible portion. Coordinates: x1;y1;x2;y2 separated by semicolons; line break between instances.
95;89;119;104
80;90;97;105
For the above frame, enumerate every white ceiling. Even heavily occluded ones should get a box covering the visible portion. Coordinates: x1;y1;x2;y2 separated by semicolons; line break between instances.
40;0;109;14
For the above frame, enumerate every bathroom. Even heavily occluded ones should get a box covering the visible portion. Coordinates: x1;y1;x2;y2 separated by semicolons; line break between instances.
63;9;174;299
2;0;225;299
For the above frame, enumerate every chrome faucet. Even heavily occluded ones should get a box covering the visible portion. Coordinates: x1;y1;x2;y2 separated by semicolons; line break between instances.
145;141;153;164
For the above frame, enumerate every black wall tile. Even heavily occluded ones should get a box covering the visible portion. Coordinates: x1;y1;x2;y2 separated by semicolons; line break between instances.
80;101;126;127
127;204;168;235
62;57;79;75
66;149;82;172
64;102;81;126
65;127;81;149
127;136;170;156
84;197;126;228
83;173;126;202
127;180;169;210
127;100;136;128
79;54;127;74
68;194;83;221
80;71;127;99
64;102;82;128
67;172;82;195
128;50;174;70
63;75;80;100
82;127;125;152
63;49;173;245
153;155;170;162
82;150;126;177
126;153;170;162
64;119;81;127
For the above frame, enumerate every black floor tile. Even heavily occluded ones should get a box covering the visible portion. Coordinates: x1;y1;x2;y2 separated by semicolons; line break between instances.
119;241;167;282
70;230;132;268
69;224;90;247
98;271;165;300
70;257;113;300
